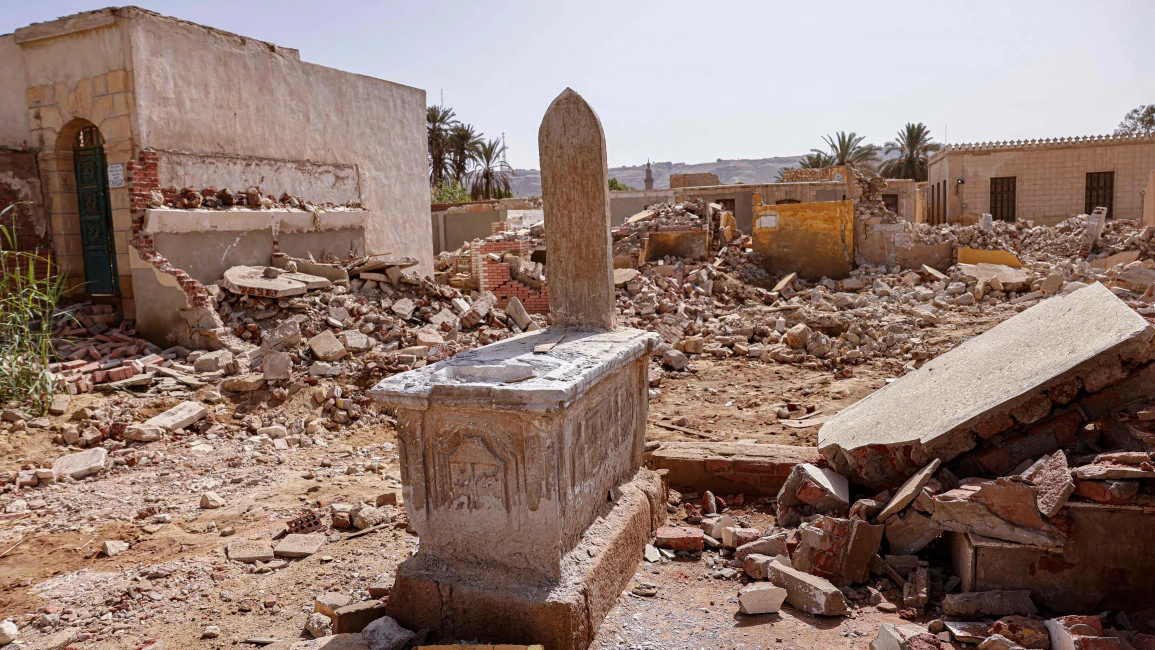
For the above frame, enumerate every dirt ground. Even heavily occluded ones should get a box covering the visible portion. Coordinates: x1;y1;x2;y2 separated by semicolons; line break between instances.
0;306;1009;648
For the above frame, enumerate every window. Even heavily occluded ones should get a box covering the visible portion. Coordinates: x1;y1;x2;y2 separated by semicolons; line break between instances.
990;177;1016;221
1085;171;1114;219
882;194;899;214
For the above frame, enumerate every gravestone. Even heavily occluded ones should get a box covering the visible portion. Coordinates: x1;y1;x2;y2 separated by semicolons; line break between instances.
539;88;616;331
369;89;663;650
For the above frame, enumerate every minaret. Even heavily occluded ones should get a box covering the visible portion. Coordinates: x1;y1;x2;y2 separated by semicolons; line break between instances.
644;160;654;190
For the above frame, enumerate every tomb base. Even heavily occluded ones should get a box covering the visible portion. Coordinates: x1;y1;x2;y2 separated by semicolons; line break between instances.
386;469;666;650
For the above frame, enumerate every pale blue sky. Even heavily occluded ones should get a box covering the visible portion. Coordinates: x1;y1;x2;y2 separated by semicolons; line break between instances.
4;1;1154;169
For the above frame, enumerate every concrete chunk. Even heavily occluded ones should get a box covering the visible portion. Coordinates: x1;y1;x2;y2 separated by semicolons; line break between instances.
309;330;348;361
885;509;941;555
143;400;206;432
738;583;787;615
274;533;325;558
52;447;107;480
876;459;940;523
932;479;1065;547
226;540;275;563
819;283;1155;489
1020;450;1074;517
941;590;1037;618
777;463;850;527
766;558;848;616
222;265;308;298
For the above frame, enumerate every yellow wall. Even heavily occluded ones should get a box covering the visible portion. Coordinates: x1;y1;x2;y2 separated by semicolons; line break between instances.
751;197;854;280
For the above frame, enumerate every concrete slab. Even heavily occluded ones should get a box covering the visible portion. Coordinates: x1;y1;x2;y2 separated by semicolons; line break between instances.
227;540;275;563
143;400;206;432
644;441;820;496
52;448;107;480
819;283;1155;488
222;266;309;298
274;533;326;558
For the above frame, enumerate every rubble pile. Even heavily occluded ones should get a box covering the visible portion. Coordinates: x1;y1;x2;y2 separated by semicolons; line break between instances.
149;185;364;212
50;305;167;395
642;286;1155;649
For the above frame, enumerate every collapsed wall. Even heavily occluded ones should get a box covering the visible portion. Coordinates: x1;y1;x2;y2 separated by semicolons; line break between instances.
818;282;1155;489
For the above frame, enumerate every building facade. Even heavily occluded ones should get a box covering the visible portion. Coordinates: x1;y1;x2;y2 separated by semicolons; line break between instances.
0;7;428;336
926;134;1155;226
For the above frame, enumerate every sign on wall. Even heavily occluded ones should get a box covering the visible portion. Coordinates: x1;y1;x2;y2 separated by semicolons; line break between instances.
107;163;125;188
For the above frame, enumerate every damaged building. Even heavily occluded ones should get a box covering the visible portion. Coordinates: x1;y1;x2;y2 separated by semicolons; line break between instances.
0;7;429;347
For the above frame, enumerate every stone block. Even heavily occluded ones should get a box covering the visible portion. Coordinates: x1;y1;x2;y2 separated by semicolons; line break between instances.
333;599;387;634
738;583;787;615
340;331;373;352
941;590;1036;618
310;330;348;361
52;448;107;480
720;526;760;549
1019;450;1074;517
193;349;233;373
819;284;1155;489
274;533;325;558
226;540;274;563
143;400;206;432
885;509;941;555
655;526;704;551
875;459;940;523
932;479;1064;547
777;463;849;527
264;351;293;380
735;534;787;561
314;592;353;619
766;558;848;616
362;615;415;650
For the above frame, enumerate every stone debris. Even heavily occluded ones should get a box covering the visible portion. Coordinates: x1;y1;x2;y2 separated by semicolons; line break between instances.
941;590;1037;618
776;463;850;527
737;583;787;615
987;616;1050;649
765;558;849;616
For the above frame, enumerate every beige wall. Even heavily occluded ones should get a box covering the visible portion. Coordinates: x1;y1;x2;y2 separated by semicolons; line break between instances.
928;137;1155;225
121;9;432;273
15;15;136;309
0;36;30;148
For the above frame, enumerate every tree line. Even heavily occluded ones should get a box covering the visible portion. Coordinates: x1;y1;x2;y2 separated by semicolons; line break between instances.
427;105;513;202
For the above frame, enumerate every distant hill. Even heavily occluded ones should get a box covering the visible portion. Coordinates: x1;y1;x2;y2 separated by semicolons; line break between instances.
510;156;805;197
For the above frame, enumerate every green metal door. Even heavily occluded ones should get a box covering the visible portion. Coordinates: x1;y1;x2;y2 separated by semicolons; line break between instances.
74;128;119;295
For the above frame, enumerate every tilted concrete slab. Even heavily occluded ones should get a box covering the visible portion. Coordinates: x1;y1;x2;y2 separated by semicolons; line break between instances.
819;283;1155;488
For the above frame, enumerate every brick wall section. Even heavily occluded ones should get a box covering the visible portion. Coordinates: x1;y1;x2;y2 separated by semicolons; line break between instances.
469;238;550;313
0;148;48;251
126;150;211;307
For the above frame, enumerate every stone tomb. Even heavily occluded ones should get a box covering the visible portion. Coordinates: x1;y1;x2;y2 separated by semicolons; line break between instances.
370;89;664;650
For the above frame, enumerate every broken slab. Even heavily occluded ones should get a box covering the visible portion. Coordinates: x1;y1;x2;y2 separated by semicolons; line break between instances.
776;463;850;527
309;330;348;362
932;478;1065;547
766;558;849;616
52;448;107;480
737;583;787;615
819;283;1155;489
957;263;1032;292
274;533;326;558
941;590;1037;618
987;616;1050;650
143;400;206;432
876;459;940;523
227;540;275;563
885;509;941;555
222;265;309;298
1019;450;1074;517
792;516;882;586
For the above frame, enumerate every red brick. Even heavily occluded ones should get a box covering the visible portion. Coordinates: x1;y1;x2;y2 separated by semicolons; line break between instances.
654;526;704;551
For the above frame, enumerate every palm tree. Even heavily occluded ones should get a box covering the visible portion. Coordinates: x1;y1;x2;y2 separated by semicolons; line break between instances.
427;105;458;188
880;123;942;181
448;123;485;185
813;131;879;170
799;152;834;169
468;138;514;200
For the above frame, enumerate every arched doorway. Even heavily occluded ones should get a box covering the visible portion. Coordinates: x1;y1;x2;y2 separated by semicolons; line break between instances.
73;124;119;295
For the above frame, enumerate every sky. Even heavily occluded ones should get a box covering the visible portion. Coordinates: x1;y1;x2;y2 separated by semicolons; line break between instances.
4;1;1154;169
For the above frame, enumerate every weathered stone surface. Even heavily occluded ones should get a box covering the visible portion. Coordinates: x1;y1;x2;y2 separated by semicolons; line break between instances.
737;583;787;615
932;479;1065;547
876;459;940;523
263;319;302;350
144;400;206;432
792;516;882;586
777;463;849;527
52;448;107;480
766;558;848;616
885;509;941;555
221;374;266;392
978;634;1026;650
309;330;348;361
362;615;415;650
655;526;704;551
988;616;1050;649
735;534;788;561
222;265;308;297
819;283;1155;488
340;331;373;353
1044;616;1116;650
264;351;293;380
941;590;1037;618
871;623;936;650
274;533;326;558
1019;450;1074;517
538;88;615;330
200;492;225;509
227;540;275;563
193;349;233;372
333;600;388;634
102;539;128;556
505;296;533;330
721;526;760;549
314;592;353;618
